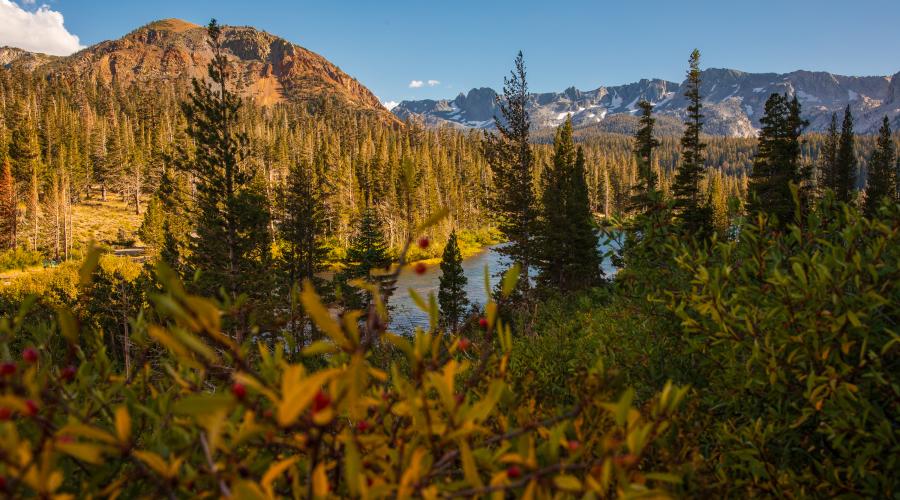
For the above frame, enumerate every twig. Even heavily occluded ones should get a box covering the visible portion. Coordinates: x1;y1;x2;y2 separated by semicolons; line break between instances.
200;432;230;497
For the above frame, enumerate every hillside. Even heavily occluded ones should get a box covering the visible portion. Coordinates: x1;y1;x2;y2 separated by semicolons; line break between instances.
2;18;396;120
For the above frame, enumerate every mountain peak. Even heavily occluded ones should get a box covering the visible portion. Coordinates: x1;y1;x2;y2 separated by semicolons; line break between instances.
393;68;900;136
4;19;395;121
141;19;201;33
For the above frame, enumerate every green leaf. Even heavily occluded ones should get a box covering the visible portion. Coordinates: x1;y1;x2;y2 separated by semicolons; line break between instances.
501;264;521;299
172;393;234;416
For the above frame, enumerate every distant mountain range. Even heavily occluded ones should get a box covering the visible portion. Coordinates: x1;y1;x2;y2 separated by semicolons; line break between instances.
1;19;396;122
4;20;897;137
392;69;900;136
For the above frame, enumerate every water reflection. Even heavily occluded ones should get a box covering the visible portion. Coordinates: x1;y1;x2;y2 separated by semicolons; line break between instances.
389;239;619;332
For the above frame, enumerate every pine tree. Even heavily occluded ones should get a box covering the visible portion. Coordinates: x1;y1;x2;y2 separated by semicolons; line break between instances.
438;230;468;332
10;103;42;251
864;116;897;216
748;93;807;226
536;118;602;292
630;100;660;214
342;206;393;310
0;157;16;250
709;173;729;234
671;49;712;237
484;51;538;297
834;105;857;203
176;20;272;341
819;113;839;197
280;159;329;288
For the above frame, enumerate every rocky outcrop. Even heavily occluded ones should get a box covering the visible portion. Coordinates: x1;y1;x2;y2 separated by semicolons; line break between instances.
3;19;395;121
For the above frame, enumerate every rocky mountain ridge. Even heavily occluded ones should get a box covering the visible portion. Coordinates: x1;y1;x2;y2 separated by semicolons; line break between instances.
2;19;395;120
393;68;900;136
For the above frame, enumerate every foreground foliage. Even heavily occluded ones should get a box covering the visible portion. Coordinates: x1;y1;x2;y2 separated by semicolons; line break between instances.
616;195;900;496
0;224;686;498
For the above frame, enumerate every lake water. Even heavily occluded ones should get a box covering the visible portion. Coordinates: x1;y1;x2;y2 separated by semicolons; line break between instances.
388;240;619;331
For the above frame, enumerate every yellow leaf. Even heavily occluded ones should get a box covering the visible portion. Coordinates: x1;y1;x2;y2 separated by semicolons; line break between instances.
261;456;299;498
277;368;339;427
415;207;450;232
553;474;582;491
301;281;349;347
233;372;279;403
231;480;268;500
114;406;131;444
57;422;117;445
56;442;105;464
501;264;521;299
56;307;78;344
459;441;484;488
398;447;426;497
132;450;175;479
343;435;362;496
312;462;329;498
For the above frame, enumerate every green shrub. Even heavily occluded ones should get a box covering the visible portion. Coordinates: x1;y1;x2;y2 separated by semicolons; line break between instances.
664;198;900;496
0;248;43;272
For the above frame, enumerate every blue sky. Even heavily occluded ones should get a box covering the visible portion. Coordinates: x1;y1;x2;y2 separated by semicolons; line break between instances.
4;0;900;106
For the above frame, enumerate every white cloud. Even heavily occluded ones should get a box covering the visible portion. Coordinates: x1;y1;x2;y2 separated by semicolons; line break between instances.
0;0;84;56
408;80;424;88
382;101;399;111
427;79;440;87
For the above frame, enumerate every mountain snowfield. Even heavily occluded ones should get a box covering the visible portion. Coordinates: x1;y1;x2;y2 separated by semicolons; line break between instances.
392;68;900;136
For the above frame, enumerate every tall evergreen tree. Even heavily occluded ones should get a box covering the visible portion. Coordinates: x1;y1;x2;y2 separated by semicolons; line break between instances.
280;159;329;287
834;105;857;203
438;230;468;332
630;100;661;214
176;20;272;340
671;49;712;237
864;116;897;216
484;51;538;297
0;157;16;250
536;118;602;291
748;93;807;226
818;113;840;197
342;206;393;311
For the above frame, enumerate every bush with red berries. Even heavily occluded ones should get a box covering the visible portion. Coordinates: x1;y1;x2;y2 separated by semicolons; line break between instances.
0;232;687;498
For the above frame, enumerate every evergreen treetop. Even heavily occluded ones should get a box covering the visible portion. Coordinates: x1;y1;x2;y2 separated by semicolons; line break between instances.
864;116;897;216
438;230;468;332
671;49;713;238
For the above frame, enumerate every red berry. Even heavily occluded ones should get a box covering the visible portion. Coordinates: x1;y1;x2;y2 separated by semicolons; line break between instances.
506;465;522;479
417;237;430;249
356;420;371;433
312;390;331;413
0;363;15;376
454;393;465;406
567;440;580;451
0;407;11;420
458;337;471;352
231;382;247;399
60;365;77;382
24;400;38;416
478;317;488;328
414;262;427;275
57;434;74;444
263;409;273;418
23;348;38;363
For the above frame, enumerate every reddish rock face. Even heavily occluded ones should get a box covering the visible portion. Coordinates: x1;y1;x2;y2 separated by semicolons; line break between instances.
4;18;396;122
